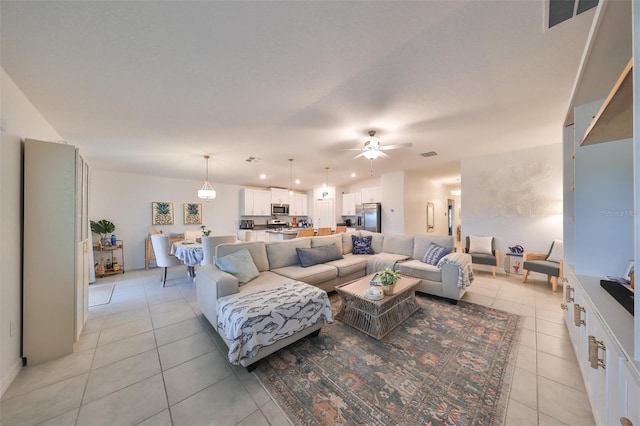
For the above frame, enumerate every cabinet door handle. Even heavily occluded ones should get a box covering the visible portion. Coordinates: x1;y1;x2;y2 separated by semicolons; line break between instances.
565;285;574;303
574;304;586;327
560;303;568;310
588;335;606;369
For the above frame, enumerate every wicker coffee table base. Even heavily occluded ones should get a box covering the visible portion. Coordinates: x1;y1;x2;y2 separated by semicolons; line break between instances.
335;277;420;340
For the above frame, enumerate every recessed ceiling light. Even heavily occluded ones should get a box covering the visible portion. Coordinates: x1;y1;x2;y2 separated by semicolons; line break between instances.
259;174;266;179
351;172;356;178
295;179;300;184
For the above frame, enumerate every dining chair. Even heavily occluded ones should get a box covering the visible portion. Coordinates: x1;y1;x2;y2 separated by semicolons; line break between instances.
150;234;183;286
296;228;315;238
316;227;332;236
335;226;347;234
236;230;253;242
201;235;237;266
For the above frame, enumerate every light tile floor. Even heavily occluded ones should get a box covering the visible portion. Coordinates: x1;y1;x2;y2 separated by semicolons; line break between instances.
1;266;595;425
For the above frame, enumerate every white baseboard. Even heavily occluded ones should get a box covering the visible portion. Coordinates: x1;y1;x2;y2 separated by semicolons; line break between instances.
1;357;23;398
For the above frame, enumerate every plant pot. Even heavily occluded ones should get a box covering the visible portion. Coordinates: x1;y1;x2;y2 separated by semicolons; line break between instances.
100;237;111;247
382;283;395;295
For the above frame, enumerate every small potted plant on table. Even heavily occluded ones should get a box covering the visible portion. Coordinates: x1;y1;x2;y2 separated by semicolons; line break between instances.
380;267;400;295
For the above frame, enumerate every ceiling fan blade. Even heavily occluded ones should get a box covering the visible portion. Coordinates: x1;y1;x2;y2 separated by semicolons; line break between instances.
340;147;365;151
380;143;413;150
353;152;366;159
378;151;390;158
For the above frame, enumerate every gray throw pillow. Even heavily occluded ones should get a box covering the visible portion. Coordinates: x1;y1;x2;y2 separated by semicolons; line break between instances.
296;245;343;267
215;248;260;284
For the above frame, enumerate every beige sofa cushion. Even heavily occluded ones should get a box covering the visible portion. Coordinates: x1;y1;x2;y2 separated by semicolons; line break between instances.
216;241;270;272
381;233;414;257
271;264;337;286
341;232;358;254
397;259;442;282
326;254;368;277
266;238;312;269
310;235;343;251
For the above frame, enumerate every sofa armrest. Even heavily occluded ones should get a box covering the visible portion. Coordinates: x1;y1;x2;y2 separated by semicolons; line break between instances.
195;265;240;329
523;252;547;262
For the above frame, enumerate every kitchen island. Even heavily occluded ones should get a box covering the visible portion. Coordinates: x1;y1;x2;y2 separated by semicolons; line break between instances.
265;229;299;241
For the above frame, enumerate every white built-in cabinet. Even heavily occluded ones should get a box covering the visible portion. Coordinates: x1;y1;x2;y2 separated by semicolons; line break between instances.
561;1;639;423
240;188;271;216
562;271;638;425
23;139;89;365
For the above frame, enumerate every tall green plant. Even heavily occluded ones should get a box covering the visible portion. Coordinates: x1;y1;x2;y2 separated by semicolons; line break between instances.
90;219;115;238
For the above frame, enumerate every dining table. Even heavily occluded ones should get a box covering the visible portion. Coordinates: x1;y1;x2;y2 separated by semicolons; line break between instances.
171;240;203;278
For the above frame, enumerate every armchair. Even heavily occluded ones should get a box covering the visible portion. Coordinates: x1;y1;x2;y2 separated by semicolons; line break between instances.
463;236;500;278
522;240;563;291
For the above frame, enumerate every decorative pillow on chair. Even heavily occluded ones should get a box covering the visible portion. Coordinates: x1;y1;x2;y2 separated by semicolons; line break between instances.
422;243;451;266
296;245;344;267
469;236;493;255
546;240;564;263
215;248;260;285
352;235;373;255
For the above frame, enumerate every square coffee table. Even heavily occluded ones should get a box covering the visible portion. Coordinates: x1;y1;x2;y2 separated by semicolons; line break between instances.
334;274;420;339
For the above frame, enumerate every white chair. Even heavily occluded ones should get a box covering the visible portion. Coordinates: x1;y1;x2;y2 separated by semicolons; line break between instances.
236;230;253;242
201;235;236;266
150;234;182;286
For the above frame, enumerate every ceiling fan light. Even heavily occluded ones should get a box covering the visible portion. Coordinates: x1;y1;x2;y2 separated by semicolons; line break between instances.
363;150;382;160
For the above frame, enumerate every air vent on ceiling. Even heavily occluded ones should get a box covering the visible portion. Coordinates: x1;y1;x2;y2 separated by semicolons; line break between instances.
420;151;438;158
245;156;261;163
548;0;598;29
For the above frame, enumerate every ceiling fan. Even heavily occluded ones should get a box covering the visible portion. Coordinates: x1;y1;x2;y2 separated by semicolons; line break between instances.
345;130;412;160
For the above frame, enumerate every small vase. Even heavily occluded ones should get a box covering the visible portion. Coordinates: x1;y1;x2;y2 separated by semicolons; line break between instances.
100;237;111;247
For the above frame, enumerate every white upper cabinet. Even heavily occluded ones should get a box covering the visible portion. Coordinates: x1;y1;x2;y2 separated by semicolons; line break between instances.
289;193;308;216
240;188;272;216
270;188;290;205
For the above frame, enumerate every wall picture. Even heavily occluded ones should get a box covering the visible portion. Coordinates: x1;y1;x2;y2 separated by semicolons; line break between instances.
184;203;203;225
152;202;174;225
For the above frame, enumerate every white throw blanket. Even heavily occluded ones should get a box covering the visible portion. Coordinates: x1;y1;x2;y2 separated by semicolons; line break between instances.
366;253;410;275
217;281;333;364
437;252;474;289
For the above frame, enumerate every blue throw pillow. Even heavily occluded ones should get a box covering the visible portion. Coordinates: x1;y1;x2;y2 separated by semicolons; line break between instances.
215;248;260;284
296;244;343;267
352;235;373;255
422;243;451;265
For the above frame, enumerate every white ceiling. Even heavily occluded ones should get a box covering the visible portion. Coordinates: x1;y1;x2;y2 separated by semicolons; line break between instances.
1;1;596;190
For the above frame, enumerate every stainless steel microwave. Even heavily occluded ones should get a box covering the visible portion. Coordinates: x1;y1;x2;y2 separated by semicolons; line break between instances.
271;204;289;215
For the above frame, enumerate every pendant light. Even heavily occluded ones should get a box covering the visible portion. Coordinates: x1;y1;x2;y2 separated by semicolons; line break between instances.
322;167;330;199
198;155;216;201
288;158;294;196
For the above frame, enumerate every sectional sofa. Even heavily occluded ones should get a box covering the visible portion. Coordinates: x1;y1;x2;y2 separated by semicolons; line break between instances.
196;231;472;369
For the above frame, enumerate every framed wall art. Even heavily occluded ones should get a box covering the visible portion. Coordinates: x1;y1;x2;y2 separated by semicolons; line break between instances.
152;201;174;225
184;203;203;225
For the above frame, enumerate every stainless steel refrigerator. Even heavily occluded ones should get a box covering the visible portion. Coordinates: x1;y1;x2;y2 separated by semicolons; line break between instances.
362;202;381;233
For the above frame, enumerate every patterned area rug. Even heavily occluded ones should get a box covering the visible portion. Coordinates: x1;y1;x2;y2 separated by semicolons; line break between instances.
255;294;522;426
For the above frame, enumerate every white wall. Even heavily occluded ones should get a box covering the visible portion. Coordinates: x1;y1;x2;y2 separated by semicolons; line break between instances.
461;144;563;258
380;171;405;234
404;171;451;236
1;69;63;396
90;169;244;271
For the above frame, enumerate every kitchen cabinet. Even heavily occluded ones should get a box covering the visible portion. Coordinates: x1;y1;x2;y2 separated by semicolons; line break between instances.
271;188;290;205
361;186;381;203
23;139;89;364
342;192;361;216
240;188;271;216
289;193;308;216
